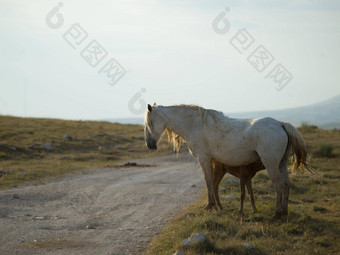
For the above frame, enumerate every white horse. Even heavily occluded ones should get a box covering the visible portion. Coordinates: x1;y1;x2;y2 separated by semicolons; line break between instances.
144;104;312;218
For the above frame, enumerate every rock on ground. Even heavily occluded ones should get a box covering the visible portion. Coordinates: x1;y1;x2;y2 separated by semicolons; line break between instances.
242;243;256;255
180;232;209;248
172;251;184;255
225;177;239;184
221;195;237;200
40;143;52;150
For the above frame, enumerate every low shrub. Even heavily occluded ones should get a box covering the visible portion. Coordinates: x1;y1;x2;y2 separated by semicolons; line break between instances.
317;144;334;158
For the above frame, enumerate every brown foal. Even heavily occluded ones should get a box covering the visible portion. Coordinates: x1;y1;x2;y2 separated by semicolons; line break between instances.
212;160;265;216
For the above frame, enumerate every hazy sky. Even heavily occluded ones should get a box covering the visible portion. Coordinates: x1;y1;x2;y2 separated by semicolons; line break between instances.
1;0;339;120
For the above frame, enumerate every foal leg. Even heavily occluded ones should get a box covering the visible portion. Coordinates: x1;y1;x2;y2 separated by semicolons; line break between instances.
198;157;216;210
246;179;258;214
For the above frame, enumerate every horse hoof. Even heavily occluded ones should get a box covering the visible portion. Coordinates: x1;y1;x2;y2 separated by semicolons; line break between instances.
273;212;287;219
273;212;282;219
204;204;214;211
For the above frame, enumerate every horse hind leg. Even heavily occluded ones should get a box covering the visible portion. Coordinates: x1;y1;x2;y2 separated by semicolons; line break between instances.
282;177;290;216
258;158;285;218
280;148;291;216
257;134;289;218
267;165;289;218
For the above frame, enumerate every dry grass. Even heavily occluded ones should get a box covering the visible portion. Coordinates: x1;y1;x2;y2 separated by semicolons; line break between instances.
2;116;339;254
0;115;171;189
148;127;340;255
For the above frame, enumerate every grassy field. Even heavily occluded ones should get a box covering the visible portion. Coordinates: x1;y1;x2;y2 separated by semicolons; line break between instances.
1;116;339;254
0;115;171;189
148;126;340;255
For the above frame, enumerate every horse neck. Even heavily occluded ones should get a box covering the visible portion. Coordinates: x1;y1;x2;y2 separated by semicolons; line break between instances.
157;106;201;140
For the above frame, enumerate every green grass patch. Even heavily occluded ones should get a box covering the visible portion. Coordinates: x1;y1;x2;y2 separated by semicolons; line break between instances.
317;144;335;158
298;122;318;133
312;205;328;213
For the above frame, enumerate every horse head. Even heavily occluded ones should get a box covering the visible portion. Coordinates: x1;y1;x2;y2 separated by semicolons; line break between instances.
144;104;165;150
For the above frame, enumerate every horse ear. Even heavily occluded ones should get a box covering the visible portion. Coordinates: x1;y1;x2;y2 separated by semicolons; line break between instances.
147;104;153;112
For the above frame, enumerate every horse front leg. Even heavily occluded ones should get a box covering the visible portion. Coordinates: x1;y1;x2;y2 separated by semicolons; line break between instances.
199;157;216;210
239;178;245;217
213;161;226;210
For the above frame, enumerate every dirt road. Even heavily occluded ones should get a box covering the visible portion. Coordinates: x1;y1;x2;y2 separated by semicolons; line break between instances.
0;153;204;255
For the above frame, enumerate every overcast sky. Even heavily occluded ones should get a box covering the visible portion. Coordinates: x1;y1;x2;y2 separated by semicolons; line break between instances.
1;0;339;120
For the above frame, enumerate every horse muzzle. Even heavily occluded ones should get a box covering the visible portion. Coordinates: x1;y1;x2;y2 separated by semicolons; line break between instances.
146;142;157;150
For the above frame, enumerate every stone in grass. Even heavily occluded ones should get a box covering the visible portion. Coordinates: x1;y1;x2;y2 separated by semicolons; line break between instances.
221;195;237;200
180;232;210;249
242;243;256;255
219;187;226;192
85;224;97;229
33;216;45;220
245;214;264;222
172;251;184;255
40;143;52;150
225;177;239;184
181;213;195;219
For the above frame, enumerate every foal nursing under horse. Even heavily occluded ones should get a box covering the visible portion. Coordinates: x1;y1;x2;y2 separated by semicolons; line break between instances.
144;104;312;218
212;159;264;216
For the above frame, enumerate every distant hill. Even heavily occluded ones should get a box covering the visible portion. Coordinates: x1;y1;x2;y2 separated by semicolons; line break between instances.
227;95;340;129
105;95;340;129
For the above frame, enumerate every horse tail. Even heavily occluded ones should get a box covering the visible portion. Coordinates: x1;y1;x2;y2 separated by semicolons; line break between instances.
281;122;315;175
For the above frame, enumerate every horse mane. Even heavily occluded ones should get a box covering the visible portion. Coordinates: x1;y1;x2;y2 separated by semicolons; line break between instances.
166;127;186;154
162;105;223;153
145;109;153;132
171;104;226;125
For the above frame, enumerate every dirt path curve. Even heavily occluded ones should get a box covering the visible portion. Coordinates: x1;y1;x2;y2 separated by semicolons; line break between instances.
0;153;204;255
